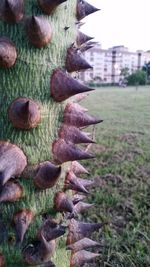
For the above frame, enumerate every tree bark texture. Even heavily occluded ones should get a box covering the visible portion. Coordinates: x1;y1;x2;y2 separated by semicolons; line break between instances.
0;0;76;266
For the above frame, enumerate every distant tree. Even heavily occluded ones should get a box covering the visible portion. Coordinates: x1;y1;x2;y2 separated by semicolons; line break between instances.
119;67;130;86
127;70;146;85
120;67;130;79
93;76;102;83
142;61;150;83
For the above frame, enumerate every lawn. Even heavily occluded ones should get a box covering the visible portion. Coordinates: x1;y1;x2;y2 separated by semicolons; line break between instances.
80;86;150;267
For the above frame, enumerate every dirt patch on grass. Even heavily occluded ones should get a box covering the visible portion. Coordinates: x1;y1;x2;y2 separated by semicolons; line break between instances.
90;144;109;154
118;133;138;144
112;148;143;163
102;173;123;185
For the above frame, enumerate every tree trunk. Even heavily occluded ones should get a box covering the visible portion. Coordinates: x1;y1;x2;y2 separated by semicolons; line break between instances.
0;0;76;266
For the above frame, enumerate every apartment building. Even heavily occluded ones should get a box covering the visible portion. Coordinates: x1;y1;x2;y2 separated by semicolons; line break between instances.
79;45;150;84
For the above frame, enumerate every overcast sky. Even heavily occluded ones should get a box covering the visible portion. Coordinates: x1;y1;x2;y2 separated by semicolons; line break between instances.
81;0;149;51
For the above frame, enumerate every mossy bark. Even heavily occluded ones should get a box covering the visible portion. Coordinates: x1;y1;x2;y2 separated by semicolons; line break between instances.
0;0;76;266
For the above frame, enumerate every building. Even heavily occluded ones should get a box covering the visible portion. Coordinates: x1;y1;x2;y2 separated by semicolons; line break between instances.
79;45;150;84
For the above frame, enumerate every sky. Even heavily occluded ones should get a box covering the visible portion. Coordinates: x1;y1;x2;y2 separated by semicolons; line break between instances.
81;0;149;52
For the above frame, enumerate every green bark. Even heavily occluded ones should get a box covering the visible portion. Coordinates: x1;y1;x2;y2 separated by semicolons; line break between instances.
0;0;76;266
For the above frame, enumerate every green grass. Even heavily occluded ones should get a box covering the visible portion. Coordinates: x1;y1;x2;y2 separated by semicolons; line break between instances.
80;86;150;267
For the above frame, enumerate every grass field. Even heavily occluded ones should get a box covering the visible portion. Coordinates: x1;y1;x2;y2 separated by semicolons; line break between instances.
80;86;150;267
